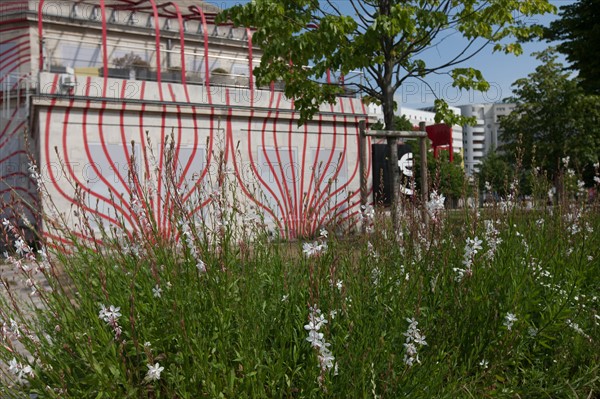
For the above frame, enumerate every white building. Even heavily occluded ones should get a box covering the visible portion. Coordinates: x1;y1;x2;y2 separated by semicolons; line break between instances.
458;103;516;175
0;0;373;240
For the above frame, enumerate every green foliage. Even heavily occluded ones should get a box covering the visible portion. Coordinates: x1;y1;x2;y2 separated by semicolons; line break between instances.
500;48;600;182
371;114;414;131
544;0;600;94
2;184;599;397
217;0;555;128
409;142;468;200
2;146;600;398
477;150;515;195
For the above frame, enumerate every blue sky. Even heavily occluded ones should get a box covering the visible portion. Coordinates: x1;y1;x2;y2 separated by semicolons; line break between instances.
216;0;574;108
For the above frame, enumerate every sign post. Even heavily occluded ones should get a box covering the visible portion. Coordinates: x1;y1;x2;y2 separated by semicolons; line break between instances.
359;121;429;232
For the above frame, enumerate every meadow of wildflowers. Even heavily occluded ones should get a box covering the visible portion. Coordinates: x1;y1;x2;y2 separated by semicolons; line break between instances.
0;154;599;398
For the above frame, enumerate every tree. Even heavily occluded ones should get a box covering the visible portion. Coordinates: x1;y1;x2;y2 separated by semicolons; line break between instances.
499;48;600;183
544;0;600;94
219;0;554;129
477;150;515;196
371;114;414;131
218;0;554;214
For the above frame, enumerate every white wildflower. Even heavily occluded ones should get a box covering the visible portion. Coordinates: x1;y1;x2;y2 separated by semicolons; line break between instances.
426;190;445;219
99;305;123;340
371;267;381;286
303;241;327;257
304;307;336;374
99;305;121;323
7;358;34;385
479;359;489;369
566;319;591;340
402;317;427;367
196;260;206;273
528;327;538;337
503;312;518;331
145;362;164;382
152;285;162;298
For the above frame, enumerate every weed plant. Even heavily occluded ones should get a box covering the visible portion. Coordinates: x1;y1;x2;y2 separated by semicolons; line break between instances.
0;148;599;398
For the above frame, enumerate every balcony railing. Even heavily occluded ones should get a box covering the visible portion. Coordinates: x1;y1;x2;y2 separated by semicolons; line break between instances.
46;64;359;98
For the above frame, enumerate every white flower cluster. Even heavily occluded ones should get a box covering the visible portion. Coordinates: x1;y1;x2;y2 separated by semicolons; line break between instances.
302;241;327;257
402;318;427;367
28;161;43;191
563;207;582;237
1;318;21;341
361;205;375;233
180;221;207;273
566;319;591;341
145;362;164;382
99;305;123;340
304;307;337;376
371;267;381;286
367;241;379;259
503;312;518;331
2;219;34;260
8;358;34;385
426;190;445;220
594;162;600;184
483;220;502;261
2;219;50;296
131;196;152;231
498;195;515;213
453;237;482;282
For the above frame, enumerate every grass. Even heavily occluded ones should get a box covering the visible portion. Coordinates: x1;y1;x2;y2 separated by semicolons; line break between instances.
1;163;599;398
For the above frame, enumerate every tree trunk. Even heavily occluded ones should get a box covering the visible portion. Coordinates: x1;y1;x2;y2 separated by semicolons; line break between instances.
382;79;400;232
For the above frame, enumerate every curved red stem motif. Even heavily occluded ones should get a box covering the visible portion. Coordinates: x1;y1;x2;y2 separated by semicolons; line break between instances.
2;0;372;241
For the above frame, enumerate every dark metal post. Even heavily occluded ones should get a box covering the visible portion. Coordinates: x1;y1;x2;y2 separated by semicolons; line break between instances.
388;136;400;232
419;122;428;224
359;120;368;233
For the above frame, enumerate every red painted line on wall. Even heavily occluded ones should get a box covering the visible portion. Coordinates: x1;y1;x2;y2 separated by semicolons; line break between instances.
286;102;299;237
302;113;325;235
0;105;23;140
269;93;296;237
192;5;211;90
0;57;30;84
0;25;28;34
298;121;309;236
309;105;340;233
0;121;26;152
236;89;280;229
42;76;116;243
260;91;288;233
0;150;28;165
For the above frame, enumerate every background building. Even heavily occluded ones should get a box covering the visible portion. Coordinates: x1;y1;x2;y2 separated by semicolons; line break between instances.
459;103;516;175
